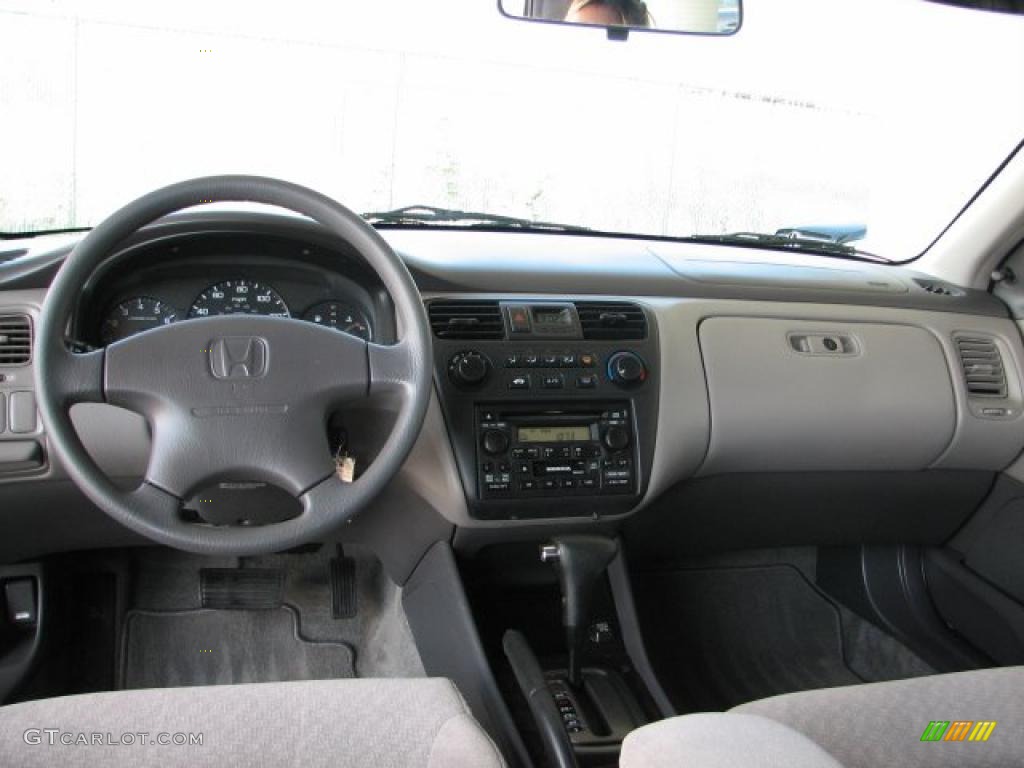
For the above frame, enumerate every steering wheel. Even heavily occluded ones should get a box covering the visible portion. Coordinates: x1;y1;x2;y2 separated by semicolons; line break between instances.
34;176;432;555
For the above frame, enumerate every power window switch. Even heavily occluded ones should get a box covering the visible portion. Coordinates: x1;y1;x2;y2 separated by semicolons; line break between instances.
5;578;37;627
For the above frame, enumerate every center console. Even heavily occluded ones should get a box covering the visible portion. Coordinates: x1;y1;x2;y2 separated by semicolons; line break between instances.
428;298;659;520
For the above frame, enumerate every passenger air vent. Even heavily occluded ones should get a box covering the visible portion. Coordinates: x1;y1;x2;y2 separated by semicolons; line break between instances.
575;301;647;340
916;278;964;297
0;314;32;366
956;335;1006;398
428;300;504;340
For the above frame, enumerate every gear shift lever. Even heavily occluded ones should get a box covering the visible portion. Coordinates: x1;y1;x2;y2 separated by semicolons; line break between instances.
541;535;618;688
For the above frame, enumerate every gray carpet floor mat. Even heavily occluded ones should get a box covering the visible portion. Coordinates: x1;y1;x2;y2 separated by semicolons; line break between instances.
635;562;935;712
122;545;424;682
120;607;356;689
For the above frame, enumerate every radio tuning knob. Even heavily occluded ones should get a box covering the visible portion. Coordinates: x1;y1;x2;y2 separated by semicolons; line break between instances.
607;351;647;387
450;351;489;387
482;429;510;456
603;425;631;452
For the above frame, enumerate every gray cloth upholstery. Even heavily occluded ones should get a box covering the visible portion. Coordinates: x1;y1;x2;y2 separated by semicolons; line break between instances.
623;667;1023;768
620;712;843;768
734;666;1024;768
0;678;505;768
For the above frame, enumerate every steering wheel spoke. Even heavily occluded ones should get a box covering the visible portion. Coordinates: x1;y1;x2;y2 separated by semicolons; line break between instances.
300;473;359;523
53;347;106;406
368;339;420;398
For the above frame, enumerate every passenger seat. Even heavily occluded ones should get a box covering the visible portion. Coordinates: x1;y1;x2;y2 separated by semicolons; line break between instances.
620;666;1024;767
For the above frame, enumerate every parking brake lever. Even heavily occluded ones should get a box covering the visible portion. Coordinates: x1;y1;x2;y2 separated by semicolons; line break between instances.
540;535;618;688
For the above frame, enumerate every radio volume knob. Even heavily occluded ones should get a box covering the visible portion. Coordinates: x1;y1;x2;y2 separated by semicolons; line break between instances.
603;425;630;452
607;351;646;387
482;429;510;456
450;351;489;387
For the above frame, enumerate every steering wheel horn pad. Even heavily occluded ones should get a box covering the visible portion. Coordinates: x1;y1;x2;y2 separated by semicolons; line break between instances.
35;176;432;555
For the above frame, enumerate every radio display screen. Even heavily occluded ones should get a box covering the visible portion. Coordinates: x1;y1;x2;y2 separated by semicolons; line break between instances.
517;425;590;443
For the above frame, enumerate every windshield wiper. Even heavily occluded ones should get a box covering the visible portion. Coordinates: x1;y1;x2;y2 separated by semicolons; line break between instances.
686;231;893;264
0;226;92;240
362;205;591;233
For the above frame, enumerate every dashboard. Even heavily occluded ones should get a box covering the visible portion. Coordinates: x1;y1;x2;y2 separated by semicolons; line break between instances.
2;210;1024;562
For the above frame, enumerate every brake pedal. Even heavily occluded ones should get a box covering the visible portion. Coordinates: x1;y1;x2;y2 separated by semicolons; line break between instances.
200;568;284;610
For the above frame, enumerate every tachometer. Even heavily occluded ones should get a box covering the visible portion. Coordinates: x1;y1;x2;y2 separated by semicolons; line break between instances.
101;297;178;344
303;301;371;340
189;280;290;318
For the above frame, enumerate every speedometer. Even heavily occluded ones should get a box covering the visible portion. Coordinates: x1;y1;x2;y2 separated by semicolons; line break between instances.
189;280;290;319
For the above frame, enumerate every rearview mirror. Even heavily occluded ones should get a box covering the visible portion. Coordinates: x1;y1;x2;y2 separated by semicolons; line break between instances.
498;0;741;39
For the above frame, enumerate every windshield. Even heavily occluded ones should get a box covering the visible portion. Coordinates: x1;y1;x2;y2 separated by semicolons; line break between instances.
1;0;1023;260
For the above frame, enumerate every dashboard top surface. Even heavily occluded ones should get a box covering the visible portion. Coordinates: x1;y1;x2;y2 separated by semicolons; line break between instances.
0;210;1007;318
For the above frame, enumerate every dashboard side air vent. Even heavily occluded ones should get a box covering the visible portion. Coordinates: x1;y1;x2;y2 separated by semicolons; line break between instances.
916;278;965;297
956;335;1006;398
0;314;32;366
428;300;504;340
575;301;647;340
0;249;28;265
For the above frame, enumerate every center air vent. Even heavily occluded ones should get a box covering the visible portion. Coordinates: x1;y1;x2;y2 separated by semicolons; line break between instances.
575;301;647;340
0;314;32;366
956;335;1006;398
428;300;504;340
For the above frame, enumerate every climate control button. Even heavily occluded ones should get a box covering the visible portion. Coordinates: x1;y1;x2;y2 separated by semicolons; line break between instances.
607;351;647;387
449;351;490;387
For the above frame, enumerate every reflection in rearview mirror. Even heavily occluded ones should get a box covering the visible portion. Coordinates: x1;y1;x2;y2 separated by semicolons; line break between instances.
498;0;741;38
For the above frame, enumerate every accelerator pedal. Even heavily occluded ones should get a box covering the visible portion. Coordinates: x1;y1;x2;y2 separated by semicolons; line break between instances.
330;549;358;619
200;568;284;610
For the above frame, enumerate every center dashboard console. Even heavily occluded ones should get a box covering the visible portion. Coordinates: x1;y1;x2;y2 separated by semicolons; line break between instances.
428;298;659;520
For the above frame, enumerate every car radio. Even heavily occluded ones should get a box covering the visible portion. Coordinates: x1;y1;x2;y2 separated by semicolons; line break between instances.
475;403;635;499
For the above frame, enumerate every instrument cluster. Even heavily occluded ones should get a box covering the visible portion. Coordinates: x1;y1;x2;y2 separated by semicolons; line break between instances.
99;278;372;344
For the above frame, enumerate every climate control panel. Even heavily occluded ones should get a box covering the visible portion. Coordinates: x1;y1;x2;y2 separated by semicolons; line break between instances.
447;348;648;393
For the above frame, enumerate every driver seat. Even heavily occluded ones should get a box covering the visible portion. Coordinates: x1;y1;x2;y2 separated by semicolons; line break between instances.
0;677;505;767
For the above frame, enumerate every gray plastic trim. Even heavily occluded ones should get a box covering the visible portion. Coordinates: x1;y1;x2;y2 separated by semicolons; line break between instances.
698;317;956;473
